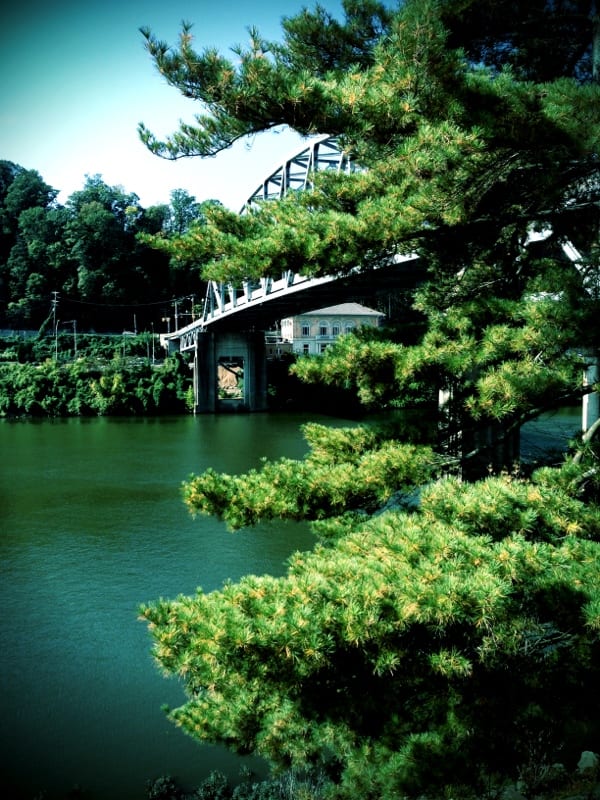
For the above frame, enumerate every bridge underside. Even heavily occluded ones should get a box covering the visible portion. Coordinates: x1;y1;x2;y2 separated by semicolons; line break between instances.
186;258;425;341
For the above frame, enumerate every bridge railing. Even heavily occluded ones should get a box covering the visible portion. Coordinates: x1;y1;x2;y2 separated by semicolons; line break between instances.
164;250;422;352
201;271;336;323
165;271;340;351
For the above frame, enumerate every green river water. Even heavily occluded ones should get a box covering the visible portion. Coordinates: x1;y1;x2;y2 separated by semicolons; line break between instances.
0;407;582;799
0;413;346;800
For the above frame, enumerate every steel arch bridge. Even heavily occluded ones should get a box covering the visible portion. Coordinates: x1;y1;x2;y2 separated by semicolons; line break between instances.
161;132;592;418
163;133;587;354
163;134;421;352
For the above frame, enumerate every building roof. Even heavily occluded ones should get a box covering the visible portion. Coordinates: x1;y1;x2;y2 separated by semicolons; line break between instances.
293;302;384;318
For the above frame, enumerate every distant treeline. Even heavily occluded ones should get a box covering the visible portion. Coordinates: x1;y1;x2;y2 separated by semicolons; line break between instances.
0;160;215;332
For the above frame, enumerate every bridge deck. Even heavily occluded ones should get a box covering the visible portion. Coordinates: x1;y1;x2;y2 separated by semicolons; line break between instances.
165;254;423;351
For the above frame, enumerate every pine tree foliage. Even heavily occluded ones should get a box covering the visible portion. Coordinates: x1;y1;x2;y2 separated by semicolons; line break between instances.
441;0;599;83
139;0;599;443
183;423;436;529
142;465;600;797
139;1;600;797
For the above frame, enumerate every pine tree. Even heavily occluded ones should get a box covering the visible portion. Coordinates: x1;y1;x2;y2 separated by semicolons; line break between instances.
139;2;600;797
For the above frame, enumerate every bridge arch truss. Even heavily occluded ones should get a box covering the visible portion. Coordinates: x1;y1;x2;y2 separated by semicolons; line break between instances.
242;134;354;210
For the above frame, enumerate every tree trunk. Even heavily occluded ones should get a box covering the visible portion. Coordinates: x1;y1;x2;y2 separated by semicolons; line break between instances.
438;385;520;479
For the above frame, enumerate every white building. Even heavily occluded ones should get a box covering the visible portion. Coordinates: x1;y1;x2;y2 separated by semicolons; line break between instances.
281;302;384;355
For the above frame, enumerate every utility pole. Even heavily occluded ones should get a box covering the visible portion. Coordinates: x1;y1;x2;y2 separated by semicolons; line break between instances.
51;291;59;361
174;299;179;330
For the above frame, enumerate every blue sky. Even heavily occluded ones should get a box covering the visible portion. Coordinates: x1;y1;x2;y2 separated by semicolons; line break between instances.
0;0;344;211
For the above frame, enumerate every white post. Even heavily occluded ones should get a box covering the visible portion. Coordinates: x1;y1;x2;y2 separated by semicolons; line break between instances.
582;350;600;432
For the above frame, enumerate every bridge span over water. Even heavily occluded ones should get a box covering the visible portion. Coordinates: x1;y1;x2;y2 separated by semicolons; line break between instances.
160;134;425;412
171;251;421;349
162;134;592;418
164;134;398;345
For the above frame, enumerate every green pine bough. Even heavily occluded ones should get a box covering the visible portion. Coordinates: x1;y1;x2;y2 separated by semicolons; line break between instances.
142;460;600;798
137;0;600;796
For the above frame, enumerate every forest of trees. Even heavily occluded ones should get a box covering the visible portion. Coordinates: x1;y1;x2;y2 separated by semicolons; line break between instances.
135;1;600;799
0;170;216;416
0;165;210;332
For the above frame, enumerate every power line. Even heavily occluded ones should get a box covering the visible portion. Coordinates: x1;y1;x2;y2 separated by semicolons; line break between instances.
57;294;196;309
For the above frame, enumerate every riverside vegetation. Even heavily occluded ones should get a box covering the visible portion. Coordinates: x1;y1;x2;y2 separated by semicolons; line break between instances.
0;333;192;416
0;333;357;417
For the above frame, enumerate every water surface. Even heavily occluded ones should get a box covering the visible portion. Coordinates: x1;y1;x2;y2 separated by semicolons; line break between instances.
0;414;336;800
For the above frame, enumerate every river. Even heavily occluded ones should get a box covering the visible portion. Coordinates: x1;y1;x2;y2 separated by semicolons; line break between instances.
0;413;349;800
0;407;582;800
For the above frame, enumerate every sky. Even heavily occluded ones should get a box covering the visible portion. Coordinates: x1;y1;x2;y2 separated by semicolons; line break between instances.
0;0;344;212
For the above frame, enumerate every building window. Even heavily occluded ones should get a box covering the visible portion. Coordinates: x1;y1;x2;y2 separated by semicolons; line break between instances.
301;324;310;336
319;324;328;336
331;325;340;336
303;344;310;354
345;323;354;334
320;343;328;353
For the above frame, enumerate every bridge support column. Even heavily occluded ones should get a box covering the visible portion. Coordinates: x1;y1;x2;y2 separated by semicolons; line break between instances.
582;349;599;433
192;331;267;413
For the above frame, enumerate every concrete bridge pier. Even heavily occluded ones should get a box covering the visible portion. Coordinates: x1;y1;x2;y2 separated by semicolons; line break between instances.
192;330;268;413
582;349;599;433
